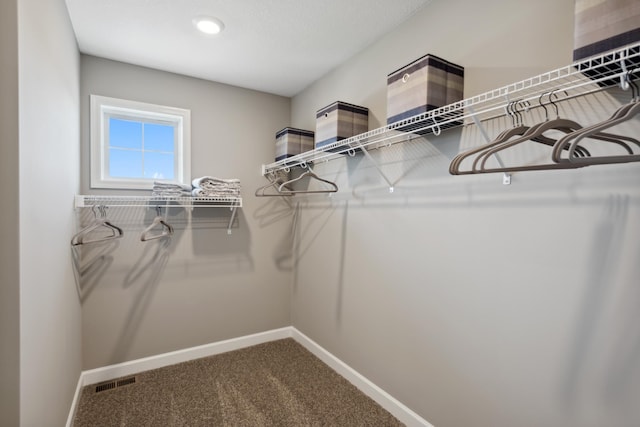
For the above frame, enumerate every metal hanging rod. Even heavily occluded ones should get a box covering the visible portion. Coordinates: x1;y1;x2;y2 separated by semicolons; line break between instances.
262;41;640;176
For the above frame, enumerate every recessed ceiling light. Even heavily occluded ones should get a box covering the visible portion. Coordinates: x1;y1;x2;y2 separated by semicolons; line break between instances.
193;16;224;35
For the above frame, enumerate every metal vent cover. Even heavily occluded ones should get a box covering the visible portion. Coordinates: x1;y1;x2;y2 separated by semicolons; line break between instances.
95;376;137;393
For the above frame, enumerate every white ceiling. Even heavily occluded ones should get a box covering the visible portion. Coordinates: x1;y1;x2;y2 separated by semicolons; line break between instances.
64;0;432;97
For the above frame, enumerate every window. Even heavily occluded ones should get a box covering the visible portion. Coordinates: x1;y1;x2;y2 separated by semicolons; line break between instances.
90;95;191;189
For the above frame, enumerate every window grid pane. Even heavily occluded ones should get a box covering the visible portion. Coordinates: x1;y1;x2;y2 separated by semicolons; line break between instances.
109;148;143;178
144;152;175;180
144;123;175;152
108;118;177;182
109;118;142;149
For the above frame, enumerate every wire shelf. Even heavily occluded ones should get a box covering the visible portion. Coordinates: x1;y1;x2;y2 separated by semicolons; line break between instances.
75;194;243;208
262;41;640;176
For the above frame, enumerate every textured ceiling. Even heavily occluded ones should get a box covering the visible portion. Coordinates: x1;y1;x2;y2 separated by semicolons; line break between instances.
65;0;432;97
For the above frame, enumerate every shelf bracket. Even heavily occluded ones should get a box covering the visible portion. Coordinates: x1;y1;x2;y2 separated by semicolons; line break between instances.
353;142;395;193
467;105;511;185
227;206;238;235
619;51;629;90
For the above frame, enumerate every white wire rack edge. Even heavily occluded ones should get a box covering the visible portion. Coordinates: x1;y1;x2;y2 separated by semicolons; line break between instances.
74;194;243;208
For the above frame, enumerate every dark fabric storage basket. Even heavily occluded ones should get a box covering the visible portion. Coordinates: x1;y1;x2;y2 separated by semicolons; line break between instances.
386;54;464;135
315;101;368;153
275;127;314;162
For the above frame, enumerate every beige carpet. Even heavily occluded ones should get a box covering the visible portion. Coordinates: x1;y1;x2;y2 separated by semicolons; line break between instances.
73;338;404;426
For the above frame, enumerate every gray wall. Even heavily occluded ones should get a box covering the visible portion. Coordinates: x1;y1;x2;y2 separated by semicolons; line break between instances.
79;56;293;369
0;0;21;425
16;0;83;425
290;1;640;426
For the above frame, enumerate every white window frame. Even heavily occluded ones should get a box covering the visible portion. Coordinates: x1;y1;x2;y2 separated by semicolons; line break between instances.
90;94;191;190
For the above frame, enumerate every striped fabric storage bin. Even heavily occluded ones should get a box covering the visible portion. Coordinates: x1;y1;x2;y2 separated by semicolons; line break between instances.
446;61;464;106
574;0;640;86
275;127;314;161
387;54;464;134
315;101;368;152
300;130;314;154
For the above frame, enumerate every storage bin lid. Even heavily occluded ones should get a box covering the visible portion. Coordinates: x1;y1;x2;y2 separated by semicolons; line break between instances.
316;101;369;117
276;127;315;138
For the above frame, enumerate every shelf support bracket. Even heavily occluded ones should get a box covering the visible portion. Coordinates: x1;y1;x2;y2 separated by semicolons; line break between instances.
227;206;238;235
619;50;629;90
353;142;395;193
467;105;511;185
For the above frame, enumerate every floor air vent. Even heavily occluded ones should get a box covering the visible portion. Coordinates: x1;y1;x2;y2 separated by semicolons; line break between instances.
95;376;137;393
117;377;136;387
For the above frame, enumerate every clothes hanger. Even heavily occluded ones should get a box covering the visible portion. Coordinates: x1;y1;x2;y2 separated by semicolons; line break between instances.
255;174;294;197
540;86;640;163
514;94;591;157
449;101;532;175
473;90;637;173
140;206;174;241
551;72;640;162
562;75;640;165
471;97;586;172
71;205;123;246
450;98;589;174
71;205;122;246
277;168;338;194
471;93;589;172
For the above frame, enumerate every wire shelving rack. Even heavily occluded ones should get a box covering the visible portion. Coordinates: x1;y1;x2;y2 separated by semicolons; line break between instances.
261;41;640;176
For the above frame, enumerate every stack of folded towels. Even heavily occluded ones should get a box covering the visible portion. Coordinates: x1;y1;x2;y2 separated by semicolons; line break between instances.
191;176;241;197
151;181;192;197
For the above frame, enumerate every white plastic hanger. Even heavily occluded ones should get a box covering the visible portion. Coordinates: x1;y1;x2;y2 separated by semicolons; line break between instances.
277;169;338;194
255;176;294;197
553;73;640;165
71;205;123;246
140;206;174;241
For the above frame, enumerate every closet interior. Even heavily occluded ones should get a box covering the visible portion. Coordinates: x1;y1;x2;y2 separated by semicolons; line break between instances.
10;0;638;425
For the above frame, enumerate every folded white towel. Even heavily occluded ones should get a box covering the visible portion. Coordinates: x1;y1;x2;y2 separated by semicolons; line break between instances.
153;181;192;191
192;176;241;189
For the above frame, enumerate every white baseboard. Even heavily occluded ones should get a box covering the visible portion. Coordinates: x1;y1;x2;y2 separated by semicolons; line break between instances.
67;326;432;427
290;328;433;427
81;327;293;386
